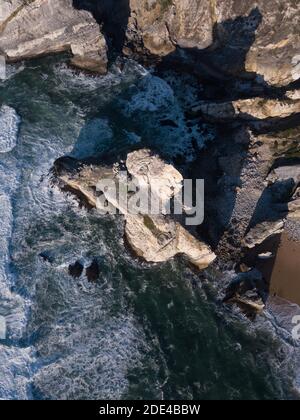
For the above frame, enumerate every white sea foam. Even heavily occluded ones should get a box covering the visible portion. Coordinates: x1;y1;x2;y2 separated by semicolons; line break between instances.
71;118;113;159
0;345;33;400
0;105;20;153
0;63;25;82
33;314;145;400
121;71;215;161
125;74;175;114
53;59;147;94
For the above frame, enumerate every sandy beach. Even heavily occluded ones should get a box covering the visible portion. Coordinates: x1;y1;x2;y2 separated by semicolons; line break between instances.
270;233;300;305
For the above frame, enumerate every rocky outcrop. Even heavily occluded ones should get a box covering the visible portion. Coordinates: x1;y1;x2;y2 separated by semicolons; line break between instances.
288;187;300;220
191;95;300;122
1;1;299;86
125;214;216;269
243;220;285;249
125;0;300;87
213;0;300;86
0;0;107;73
54;150;216;270
125;0;214;57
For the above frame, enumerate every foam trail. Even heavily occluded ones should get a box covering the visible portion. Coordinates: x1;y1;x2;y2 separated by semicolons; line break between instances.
0;106;20;153
0;106;32;400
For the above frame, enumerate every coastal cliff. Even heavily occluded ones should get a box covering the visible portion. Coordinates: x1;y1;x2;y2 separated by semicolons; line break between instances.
1;0;300;85
1;0;300;311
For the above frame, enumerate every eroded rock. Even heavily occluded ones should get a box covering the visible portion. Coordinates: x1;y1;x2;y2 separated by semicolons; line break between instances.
125;214;216;269
243;220;285;249
125;1;300;87
191;97;300;122
54;150;216;270
0;0;107;73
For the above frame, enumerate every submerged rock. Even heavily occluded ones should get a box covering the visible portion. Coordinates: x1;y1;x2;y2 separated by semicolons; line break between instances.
68;261;84;278
86;259;100;283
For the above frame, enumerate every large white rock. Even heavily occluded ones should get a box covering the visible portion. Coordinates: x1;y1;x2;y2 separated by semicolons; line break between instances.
55;149;216;270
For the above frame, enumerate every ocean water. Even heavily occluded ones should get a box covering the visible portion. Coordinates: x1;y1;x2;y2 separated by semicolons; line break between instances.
0;55;298;400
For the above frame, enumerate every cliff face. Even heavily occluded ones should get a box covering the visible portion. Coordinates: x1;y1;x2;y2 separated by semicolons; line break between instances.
0;0;107;73
1;0;299;85
126;0;300;87
125;0;214;56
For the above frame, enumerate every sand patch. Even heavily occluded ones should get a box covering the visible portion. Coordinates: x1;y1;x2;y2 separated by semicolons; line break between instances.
270;233;300;305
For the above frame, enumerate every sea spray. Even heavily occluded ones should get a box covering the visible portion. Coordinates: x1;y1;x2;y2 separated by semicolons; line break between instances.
0;105;20;153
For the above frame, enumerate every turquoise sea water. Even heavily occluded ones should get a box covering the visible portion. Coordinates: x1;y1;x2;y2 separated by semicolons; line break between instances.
0;55;297;400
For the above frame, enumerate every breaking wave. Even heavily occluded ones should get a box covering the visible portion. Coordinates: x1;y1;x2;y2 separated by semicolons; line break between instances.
0;106;20;154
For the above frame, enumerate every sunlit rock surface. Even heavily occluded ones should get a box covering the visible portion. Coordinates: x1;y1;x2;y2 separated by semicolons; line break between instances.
0;0;107;73
54;149;216;270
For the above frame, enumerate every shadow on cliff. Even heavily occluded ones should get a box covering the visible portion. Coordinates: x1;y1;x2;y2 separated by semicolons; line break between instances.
58;6;299;271
157;8;264;98
72;0;130;63
156;8;300;260
162;8;265;254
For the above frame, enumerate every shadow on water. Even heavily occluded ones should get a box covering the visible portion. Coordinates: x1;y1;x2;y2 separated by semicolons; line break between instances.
73;0;131;63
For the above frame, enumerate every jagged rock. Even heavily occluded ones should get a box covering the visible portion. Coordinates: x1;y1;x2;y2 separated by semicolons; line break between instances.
126;149;183;207
126;1;300;87
126;0;214;57
215;1;300;86
243;220;285;249
0;0;107;73
288;197;300;220
286;89;300;100
125;214;216;269
191;97;300;122
1;1;300;86
267;165;300;185
54;150;216;270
